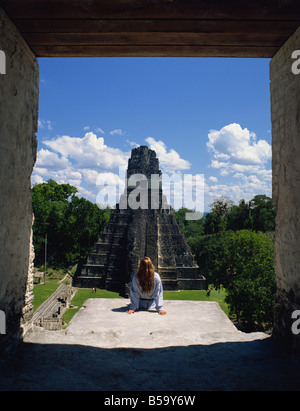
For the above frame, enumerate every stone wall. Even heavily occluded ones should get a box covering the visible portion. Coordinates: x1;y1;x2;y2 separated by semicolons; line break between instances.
21;221;35;335
270;25;300;356
0;8;39;356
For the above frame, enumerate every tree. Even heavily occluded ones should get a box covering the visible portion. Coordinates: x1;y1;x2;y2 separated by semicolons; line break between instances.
64;196;110;264
32;179;78;264
190;229;276;331
250;195;276;232
32;180;110;267
173;207;205;240
203;211;225;234
204;197;233;234
210;196;233;216
224;230;276;330
189;230;234;289
187;194;276;331
206;194;276;234
227;199;253;231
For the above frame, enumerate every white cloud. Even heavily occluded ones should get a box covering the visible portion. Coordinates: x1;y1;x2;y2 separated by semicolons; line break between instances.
84;126;105;134
32;167;101;202
43;132;129;170
95;127;105;134
32;131;131;204
31;174;44;185
204;123;272;210
77;186;96;200
80;169;100;186
96;172;125;202
205;171;272;210
33;131;195;208
35;149;71;169
145;137;191;172
207;123;271;172
160;172;204;212
110;129;124;136
208;176;218;183
126;139;139;148
232;172;271;193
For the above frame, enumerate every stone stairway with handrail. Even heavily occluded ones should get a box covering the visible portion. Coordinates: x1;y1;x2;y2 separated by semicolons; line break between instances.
32;283;75;330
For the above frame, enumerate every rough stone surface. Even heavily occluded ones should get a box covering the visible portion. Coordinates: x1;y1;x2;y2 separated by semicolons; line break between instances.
0;7;39;356
25;299;270;348
270;25;300;356
20;221;35;335
1;299;300;391
74;146;206;295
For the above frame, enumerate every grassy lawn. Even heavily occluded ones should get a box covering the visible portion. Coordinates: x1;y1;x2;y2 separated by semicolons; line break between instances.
62;288;122;325
163;288;230;316
32;279;61;311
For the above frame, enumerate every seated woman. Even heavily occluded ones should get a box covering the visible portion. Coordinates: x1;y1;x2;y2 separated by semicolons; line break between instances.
126;256;167;315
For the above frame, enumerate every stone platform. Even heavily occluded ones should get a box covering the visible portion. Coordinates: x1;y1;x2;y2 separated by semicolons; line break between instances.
25;298;269;348
1;299;300;391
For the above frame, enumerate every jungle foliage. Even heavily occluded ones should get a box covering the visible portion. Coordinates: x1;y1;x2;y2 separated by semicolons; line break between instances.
174;195;276;331
32;179;111;268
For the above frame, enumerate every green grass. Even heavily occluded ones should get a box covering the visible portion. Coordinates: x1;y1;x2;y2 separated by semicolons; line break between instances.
32;279;61;311
62;286;230;326
33;275;230;327
62;288;122;325
163;288;230;316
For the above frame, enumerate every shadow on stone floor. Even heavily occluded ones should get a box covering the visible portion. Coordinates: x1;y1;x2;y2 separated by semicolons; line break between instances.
1;337;300;391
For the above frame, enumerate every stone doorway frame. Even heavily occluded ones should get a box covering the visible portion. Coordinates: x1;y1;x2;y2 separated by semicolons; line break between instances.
1;6;300;357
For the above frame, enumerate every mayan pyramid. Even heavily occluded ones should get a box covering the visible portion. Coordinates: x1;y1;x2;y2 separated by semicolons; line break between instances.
74;146;206;296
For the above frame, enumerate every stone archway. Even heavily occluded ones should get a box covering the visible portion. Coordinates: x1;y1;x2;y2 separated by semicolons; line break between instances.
1;1;300;357
270;31;300;354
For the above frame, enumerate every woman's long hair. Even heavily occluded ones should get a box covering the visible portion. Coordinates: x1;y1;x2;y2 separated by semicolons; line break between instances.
137;257;155;294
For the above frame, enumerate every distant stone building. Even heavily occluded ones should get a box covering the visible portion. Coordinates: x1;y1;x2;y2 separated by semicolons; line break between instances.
73;146;206;296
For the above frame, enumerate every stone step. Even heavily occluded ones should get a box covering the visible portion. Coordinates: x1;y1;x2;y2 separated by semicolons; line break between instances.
106;266;127;274
94;243;125;253
94;242;110;251
106;258;127;266
72;276;106;289
157;226;181;235
160;279;178;291
32;284;74;325
158;270;177;279
80;264;107;276
177;278;207;290
176;268;203;279
87;254;108;265
158;233;183;236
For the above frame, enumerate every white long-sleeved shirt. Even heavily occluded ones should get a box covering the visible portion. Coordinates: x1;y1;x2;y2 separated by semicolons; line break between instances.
129;272;164;312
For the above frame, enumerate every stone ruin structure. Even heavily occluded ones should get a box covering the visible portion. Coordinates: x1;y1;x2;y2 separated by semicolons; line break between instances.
2;1;300;359
74;146;206;296
32;283;76;331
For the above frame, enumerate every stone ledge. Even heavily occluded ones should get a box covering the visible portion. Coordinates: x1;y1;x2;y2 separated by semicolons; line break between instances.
25;298;269;349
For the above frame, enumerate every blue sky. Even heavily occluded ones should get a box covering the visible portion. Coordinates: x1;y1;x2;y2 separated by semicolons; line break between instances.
33;57;272;212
